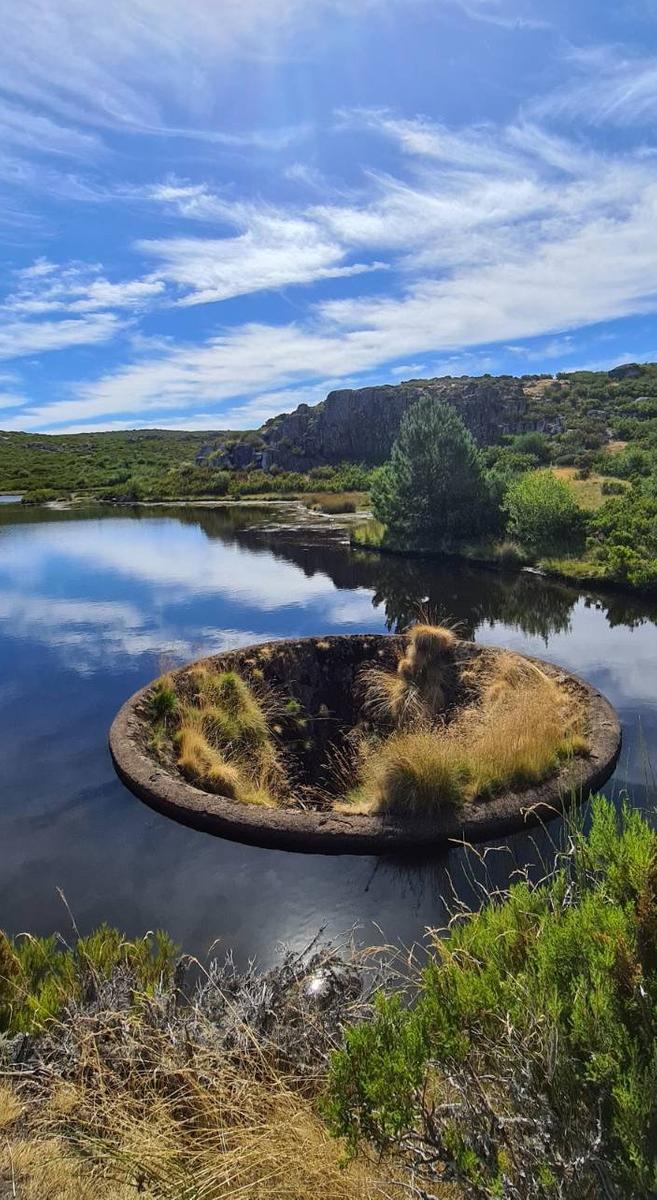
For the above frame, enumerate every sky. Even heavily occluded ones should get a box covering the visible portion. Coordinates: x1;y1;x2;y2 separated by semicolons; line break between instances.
2;0;657;433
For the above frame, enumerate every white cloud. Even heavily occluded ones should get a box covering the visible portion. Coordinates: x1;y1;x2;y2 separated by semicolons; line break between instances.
6;261;165;316
0;0;409;136
0;313;121;361
6;110;657;428
449;0;549;29
0;98;101;158
530;47;657;128
7;25;657;433
0;392;28;410
283;163;328;191
139;223;383;307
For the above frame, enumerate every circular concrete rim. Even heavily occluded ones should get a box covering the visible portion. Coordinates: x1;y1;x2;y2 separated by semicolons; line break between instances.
109;636;622;856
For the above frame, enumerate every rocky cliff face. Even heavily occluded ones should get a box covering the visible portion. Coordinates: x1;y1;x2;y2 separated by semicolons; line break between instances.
205;376;538;472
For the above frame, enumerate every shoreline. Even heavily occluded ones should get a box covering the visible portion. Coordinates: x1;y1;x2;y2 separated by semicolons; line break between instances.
350;534;656;600
11;492;654;601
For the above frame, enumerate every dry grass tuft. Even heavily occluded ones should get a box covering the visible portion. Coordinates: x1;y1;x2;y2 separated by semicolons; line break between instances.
456;652;588;797
360;622;458;730
146;666;287;807
176;726;243;797
0;947;406;1200
348;649;589;815
0;1081;23;1130
360;666;426;728
6;1064;385;1200
1;1134;135;1200
406;622;458;662
349;730;469;815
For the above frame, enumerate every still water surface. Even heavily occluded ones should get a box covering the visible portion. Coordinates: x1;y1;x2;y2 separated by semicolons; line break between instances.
1;502;656;963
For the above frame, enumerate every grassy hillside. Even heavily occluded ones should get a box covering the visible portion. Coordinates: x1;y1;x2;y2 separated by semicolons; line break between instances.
0;428;218;499
4;362;657;505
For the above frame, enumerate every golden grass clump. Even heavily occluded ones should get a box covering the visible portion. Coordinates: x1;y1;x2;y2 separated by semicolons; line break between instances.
191;668;269;742
176;723;278;808
0;1024;402;1200
176;725;243;798
360;666;427;728
361;623;457;729
143;664;287;806
458;651;589;796
349;648;589;816
350;730;470;815
403;622;457;666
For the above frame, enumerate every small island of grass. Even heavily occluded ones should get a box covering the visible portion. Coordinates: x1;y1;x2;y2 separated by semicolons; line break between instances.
110;625;619;853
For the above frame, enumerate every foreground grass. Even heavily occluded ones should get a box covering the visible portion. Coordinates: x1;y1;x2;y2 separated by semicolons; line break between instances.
0;937;408;1200
0;1055;391;1200
4;797;657;1198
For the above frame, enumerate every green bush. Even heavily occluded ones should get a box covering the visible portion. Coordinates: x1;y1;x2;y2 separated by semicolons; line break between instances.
588;489;657;587
504;469;586;555
21;488;60;505
602;446;653;479
371;395;493;547
601;479;626;495
0;926;176;1034
511;432;552;463
326;797;657;1197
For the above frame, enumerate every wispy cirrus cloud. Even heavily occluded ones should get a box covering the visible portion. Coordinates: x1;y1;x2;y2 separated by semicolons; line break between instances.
0;98;102;158
9;108;657;430
0;313;122;361
3;0;657;433
0;392;28;410
0;0;410;138
5;259;165;317
138;214;384;307
528;46;657;128
440;0;549;29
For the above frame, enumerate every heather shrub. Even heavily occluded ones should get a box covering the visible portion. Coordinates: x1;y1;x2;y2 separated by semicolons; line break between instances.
327;797;657;1198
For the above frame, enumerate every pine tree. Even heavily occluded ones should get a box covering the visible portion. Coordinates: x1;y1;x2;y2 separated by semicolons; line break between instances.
371;393;490;546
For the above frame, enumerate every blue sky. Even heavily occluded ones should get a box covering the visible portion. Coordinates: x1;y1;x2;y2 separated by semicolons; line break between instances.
2;0;657;433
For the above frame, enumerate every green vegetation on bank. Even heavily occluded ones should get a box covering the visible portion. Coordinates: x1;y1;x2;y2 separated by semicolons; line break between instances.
371;396;492;545
327;795;657;1197
4;797;657;1197
8;362;657;587
0;428;374;503
0;428;213;500
356;388;657;591
0;924;175;1033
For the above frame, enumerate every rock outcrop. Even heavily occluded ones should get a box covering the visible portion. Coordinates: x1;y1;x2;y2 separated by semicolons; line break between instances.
209;376;537;472
608;363;645;381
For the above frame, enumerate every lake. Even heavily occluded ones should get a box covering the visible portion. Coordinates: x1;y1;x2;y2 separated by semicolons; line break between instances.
1;501;656;965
